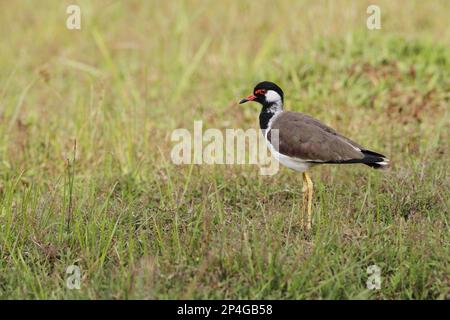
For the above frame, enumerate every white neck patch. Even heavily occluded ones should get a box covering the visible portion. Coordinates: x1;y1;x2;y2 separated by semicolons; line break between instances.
265;90;282;104
265;90;283;112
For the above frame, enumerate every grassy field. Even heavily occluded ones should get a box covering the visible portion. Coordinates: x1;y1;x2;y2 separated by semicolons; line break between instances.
0;0;449;299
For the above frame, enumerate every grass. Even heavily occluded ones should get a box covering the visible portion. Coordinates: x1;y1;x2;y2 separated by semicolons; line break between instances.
0;0;449;299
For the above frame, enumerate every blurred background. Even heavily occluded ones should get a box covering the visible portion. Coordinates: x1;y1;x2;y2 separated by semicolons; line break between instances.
0;1;448;299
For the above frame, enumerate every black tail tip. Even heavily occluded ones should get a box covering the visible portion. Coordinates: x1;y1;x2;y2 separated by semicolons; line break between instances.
361;150;390;170
366;163;388;169
365;159;390;170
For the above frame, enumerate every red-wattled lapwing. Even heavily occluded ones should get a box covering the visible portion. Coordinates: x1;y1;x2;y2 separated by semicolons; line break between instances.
239;81;389;230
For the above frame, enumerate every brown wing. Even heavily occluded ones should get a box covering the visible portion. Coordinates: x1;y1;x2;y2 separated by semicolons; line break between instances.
268;111;365;162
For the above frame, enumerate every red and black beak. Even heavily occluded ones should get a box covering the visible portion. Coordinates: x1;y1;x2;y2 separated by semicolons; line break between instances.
239;94;256;104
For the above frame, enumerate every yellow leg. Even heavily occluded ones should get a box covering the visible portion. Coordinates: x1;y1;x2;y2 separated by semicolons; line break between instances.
302;172;313;231
301;174;308;228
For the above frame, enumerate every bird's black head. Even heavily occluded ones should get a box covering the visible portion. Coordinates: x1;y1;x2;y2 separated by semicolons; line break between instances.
239;81;284;107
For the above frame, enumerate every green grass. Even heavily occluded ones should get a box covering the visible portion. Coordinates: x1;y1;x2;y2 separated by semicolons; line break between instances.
0;0;449;299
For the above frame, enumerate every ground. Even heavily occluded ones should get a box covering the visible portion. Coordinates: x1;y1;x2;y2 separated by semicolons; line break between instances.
0;0;449;299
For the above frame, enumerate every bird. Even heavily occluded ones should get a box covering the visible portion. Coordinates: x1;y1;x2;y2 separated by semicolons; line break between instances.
239;81;389;231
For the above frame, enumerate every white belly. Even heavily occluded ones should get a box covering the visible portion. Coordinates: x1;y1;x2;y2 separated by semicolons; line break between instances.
264;134;312;172
263;113;313;173
271;148;312;172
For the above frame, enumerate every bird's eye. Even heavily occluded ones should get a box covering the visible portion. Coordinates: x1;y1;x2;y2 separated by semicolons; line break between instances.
255;89;266;95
